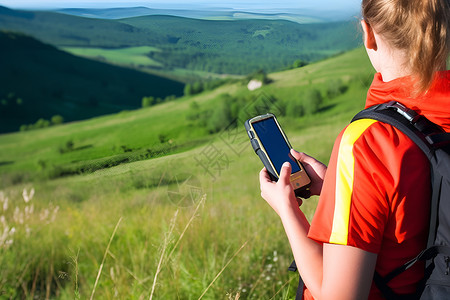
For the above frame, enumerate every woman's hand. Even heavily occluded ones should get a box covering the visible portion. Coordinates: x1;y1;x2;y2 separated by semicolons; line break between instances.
259;162;299;217
291;149;327;196
259;150;327;216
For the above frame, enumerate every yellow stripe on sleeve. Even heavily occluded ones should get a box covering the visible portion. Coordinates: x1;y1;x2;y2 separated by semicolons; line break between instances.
329;119;377;245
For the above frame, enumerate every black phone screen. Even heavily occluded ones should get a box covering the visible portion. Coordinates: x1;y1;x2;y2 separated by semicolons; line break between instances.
252;117;301;174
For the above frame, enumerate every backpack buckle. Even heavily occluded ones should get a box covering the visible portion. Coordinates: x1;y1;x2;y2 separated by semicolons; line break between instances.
385;101;421;124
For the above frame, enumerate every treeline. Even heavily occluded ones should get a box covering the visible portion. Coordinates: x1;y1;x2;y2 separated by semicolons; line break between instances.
148;46;318;76
183;78;240;96
20;115;64;131
0;92;65;132
185;77;350;134
185;91;321;134
184;69;272;96
140;19;360;75
141;94;177;107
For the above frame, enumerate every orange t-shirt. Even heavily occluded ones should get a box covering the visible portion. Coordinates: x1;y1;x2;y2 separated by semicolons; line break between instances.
305;71;450;299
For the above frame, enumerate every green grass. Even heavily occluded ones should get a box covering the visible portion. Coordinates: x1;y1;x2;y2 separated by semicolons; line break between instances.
62;46;163;68
0;48;375;299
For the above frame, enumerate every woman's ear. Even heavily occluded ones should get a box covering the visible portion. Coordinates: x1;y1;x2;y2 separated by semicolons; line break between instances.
361;20;377;51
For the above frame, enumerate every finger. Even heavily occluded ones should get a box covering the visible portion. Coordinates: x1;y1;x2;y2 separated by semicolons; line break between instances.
279;162;292;185
259;167;272;183
291;149;315;164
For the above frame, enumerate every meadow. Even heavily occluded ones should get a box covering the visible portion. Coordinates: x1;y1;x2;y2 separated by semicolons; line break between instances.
62;46;164;68
0;47;374;299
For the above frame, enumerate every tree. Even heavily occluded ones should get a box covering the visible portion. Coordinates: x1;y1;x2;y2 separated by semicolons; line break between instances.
303;89;323;115
158;133;168;143
142;96;154;108
51;115;64;125
326;79;348;99
192;82;204;94
184;84;193;96
293;59;308;68
247;69;271;84
286;99;304;118
34;118;50;129
207;96;233;133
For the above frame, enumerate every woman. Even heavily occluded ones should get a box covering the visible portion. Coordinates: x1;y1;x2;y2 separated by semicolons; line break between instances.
259;0;450;299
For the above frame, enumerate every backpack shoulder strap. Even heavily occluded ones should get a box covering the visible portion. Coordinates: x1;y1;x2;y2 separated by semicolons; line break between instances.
352;101;444;158
352;101;450;299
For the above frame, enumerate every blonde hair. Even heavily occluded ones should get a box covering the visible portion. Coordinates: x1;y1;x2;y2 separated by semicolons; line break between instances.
362;0;450;94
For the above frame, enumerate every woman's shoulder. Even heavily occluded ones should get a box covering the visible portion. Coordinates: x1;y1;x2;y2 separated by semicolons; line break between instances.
335;118;429;185
337;118;420;158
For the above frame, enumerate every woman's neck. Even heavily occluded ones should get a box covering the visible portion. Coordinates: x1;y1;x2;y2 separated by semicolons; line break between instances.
364;24;412;82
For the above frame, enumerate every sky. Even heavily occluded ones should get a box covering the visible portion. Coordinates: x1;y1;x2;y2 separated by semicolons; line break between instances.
0;0;361;12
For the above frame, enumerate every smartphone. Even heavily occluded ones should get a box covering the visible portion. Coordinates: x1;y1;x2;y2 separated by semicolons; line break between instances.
245;113;311;197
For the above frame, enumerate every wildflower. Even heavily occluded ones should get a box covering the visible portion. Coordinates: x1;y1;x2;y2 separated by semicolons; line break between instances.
25;205;34;219
13;207;24;224
0;193;7;212
40;208;49;221
51;206;59;223
2;197;8;211
22;187;35;203
273;250;278;262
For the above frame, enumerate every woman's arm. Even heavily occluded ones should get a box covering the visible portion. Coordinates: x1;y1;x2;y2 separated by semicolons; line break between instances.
259;153;377;299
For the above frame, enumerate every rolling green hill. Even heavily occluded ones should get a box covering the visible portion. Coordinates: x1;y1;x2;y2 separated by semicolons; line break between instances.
0;31;184;133
0;5;166;47
120;15;361;75
0;47;374;185
0;5;362;77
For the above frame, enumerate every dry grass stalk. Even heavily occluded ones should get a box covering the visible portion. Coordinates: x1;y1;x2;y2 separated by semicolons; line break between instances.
70;248;81;299
167;194;206;260
107;249;152;285
45;257;54;300
198;241;248;300
90;217;123;300
149;209;179;300
269;276;295;300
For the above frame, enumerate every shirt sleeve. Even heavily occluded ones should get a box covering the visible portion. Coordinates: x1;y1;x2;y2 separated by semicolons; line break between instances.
307;119;426;253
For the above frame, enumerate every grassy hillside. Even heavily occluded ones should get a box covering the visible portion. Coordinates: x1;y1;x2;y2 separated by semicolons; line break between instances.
0;47;375;299
0;31;184;133
0;5;362;77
